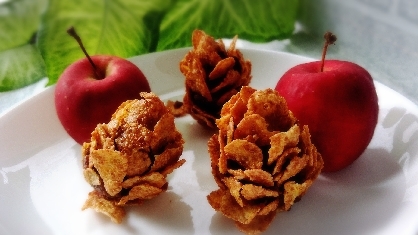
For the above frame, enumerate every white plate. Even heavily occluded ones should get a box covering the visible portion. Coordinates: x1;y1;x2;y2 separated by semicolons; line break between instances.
1;48;418;235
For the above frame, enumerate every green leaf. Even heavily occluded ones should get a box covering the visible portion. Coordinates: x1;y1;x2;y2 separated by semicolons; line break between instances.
0;0;46;52
0;45;46;91
37;0;173;86
0;0;47;91
157;0;300;51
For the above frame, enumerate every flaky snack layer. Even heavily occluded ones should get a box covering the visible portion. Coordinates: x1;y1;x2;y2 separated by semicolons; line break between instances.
207;86;323;234
81;92;185;223
179;29;252;128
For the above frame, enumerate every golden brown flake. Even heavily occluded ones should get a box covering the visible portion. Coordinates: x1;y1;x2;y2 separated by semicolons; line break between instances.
180;29;252;128
235;211;277;235
207;86;323;234
82;191;125;224
118;184;164;205
81;92;185;223
89;149;127;196
243;169;274;187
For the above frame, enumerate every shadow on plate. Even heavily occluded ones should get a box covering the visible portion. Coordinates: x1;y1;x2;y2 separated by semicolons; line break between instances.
0;167;54;235
127;191;194;234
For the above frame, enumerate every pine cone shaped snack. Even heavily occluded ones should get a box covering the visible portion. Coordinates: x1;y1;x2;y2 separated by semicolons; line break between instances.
207;86;323;234
81;92;185;223
180;29;252;128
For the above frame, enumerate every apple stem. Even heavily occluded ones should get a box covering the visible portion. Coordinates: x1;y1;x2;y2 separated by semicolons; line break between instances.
320;31;337;72
67;26;104;79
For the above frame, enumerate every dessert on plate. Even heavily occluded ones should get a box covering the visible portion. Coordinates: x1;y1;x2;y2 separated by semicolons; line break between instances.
207;86;323;234
176;29;252;128
81;92;185;223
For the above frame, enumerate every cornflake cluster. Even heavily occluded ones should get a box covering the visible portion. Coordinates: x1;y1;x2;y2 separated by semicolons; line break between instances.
178;29;252;128
207;86;323;234
81;92;185;223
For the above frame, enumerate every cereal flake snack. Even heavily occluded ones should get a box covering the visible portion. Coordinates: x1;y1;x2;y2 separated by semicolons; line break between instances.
81;92;185;223
207;86;323;234
178;29;252;128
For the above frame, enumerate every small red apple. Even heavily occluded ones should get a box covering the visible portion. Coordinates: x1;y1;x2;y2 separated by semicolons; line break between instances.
55;27;151;145
275;32;378;172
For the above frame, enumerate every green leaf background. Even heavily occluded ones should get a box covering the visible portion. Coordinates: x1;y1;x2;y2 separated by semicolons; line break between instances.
157;0;299;50
0;0;47;91
0;0;299;91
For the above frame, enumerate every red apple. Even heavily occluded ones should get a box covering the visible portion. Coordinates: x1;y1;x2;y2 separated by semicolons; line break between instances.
275;33;378;172
54;27;151;145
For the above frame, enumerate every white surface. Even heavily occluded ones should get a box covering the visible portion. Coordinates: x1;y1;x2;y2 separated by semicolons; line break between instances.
1;48;418;235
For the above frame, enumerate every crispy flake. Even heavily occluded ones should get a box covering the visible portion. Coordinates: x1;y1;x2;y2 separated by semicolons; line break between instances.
228;169;246;180
209;57;236;80
223;177;244;207
218;130;228;174
208;134;225;189
118;184;164;205
235;114;276;146
122;172;167;189
258;200;280;216
150;112;177;151
150;146;184;172
82;191;125;224
90;149;127;196
235;211;277;235
244;169;274;187
224;139;263;170
240;184;279;200
283;181;311;211
125;150;151;177
279;154;309;183
83;168;101;186
227;116;235;144
272;147;301;180
207;189;262;225
268;124;300;165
